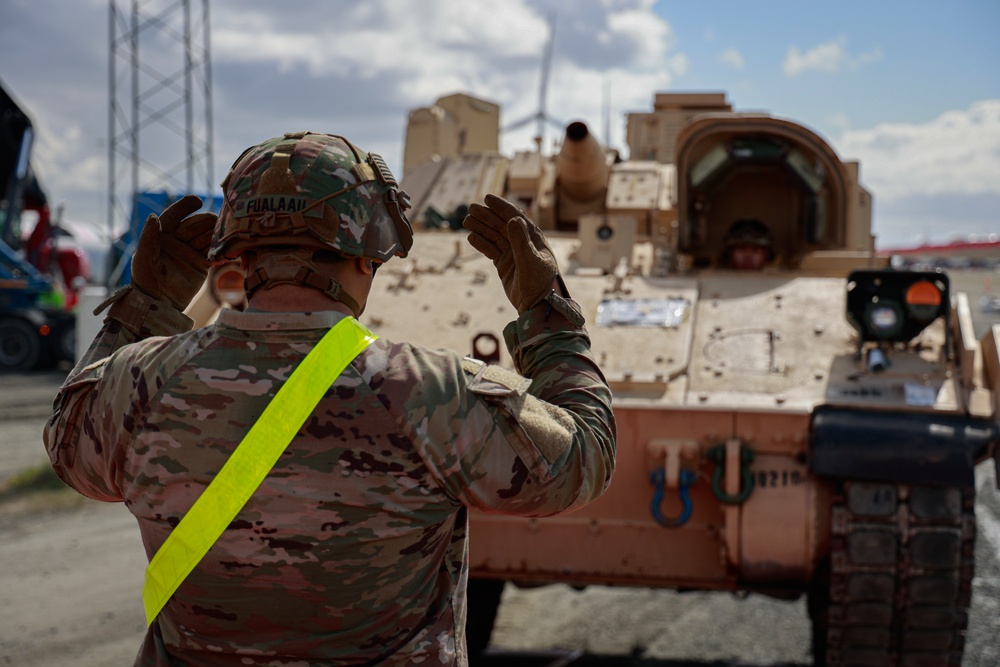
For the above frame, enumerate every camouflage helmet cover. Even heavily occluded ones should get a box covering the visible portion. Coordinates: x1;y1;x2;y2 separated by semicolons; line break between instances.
209;131;413;263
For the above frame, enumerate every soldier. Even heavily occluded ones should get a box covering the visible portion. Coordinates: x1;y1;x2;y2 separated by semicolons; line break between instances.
44;131;616;666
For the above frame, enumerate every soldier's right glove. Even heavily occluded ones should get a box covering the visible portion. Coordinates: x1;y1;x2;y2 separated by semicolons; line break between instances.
464;194;560;314
130;194;217;311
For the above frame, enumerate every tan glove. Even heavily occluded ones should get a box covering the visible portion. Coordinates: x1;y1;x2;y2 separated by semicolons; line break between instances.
464;194;559;314
131;194;217;311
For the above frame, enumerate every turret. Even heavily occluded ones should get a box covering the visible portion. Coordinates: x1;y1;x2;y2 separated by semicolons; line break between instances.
673;114;881;274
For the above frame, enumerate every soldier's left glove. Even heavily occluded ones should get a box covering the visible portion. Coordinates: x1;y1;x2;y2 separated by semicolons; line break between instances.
464;194;560;314
131;194;217;311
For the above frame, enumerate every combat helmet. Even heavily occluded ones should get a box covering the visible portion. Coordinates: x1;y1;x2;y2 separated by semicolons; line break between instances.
210;131;414;314
722;217;775;270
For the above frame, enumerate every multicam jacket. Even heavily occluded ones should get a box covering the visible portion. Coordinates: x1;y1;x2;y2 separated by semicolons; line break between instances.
44;287;616;667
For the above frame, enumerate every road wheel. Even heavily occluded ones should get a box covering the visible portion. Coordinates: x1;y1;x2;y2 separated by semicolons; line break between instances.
466;577;505;661
810;481;975;666
0;317;42;370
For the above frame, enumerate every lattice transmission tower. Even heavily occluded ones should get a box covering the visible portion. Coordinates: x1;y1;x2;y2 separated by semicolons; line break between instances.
107;0;214;243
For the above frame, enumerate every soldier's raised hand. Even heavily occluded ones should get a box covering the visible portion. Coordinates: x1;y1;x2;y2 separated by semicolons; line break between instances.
131;194;217;310
464;194;560;314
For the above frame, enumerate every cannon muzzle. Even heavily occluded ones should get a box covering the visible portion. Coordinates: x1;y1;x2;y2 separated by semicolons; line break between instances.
555;121;609;202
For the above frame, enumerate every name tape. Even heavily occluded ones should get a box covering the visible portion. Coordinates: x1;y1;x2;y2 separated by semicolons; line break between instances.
234;195;323;218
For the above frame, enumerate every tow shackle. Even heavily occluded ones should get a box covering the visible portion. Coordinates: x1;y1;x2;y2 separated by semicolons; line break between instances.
649;468;696;528
707;443;755;504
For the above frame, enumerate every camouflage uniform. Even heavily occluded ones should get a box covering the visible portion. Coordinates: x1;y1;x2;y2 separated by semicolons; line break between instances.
44;281;615;666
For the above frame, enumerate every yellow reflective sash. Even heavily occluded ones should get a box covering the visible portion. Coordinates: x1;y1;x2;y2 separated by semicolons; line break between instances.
142;316;377;626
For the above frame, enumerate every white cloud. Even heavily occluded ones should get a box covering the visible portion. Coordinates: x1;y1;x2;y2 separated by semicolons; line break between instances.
783;36;882;77
719;48;744;70
19;0;990;250
837;100;1000;201
784;38;845;76
207;0;681;158
31;122;104;194
0;0;685;233
214;2;548;81
606;5;671;63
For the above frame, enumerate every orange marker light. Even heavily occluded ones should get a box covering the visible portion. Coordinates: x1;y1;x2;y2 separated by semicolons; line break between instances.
906;281;941;307
38;325;51;336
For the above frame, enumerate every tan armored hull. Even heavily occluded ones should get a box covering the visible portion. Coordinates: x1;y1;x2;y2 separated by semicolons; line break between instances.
392;92;1000;665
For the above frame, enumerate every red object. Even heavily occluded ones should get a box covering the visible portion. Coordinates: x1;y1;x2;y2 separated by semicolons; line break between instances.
23;201;92;308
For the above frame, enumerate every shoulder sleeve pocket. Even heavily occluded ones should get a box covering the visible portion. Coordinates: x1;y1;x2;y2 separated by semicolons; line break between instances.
462;358;573;483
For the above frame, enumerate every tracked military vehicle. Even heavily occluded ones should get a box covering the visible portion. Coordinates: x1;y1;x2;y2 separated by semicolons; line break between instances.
186;92;1000;665
381;92;1000;666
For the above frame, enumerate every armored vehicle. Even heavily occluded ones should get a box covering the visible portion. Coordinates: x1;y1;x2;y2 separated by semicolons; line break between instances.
382;92;1000;666
186;92;1000;665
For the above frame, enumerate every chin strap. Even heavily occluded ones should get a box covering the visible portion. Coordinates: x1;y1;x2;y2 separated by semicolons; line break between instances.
244;249;363;317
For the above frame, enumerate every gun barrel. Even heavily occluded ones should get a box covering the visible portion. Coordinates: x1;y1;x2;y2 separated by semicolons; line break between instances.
555;121;609;202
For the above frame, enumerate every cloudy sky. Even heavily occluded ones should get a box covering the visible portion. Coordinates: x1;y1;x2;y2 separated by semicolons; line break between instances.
1;0;998;251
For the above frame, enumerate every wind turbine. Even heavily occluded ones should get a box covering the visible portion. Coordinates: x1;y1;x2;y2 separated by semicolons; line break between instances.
503;12;564;151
